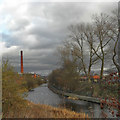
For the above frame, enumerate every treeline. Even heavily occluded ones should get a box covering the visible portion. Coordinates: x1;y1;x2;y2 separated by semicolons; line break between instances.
21;73;45;91
2;60;45;116
48;10;119;97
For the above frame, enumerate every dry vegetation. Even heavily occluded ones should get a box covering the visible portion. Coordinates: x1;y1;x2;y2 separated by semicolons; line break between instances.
4;101;89;118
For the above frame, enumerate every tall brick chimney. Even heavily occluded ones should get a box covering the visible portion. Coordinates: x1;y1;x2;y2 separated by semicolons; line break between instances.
21;50;24;73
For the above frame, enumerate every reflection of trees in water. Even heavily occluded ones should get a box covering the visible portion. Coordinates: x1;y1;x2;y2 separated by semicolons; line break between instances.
58;100;96;117
59;100;112;118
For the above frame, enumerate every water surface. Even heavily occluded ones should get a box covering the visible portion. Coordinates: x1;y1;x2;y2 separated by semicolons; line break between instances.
25;83;117;118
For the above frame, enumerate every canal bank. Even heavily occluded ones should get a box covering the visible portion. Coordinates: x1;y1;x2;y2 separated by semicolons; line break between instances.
48;85;100;104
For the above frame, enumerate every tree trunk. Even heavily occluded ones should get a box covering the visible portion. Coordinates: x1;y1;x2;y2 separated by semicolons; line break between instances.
118;29;120;77
88;66;91;80
117;8;120;116
100;57;104;80
88;58;92;81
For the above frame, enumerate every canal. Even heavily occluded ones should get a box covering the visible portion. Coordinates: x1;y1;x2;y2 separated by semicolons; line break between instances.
25;83;116;118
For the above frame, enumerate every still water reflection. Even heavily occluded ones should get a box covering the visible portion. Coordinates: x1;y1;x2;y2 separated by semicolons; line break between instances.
25;83;115;118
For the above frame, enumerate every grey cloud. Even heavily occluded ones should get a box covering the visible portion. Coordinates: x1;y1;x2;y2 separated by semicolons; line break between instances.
8;17;30;31
2;2;117;75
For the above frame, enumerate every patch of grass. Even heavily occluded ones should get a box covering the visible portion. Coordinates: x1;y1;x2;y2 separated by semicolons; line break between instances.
92;84;100;97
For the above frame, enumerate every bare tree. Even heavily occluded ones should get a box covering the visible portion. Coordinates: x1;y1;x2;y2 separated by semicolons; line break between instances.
83;24;100;79
112;9;120;75
118;3;120;116
104;9;120;75
92;13;114;79
67;23;100;79
66;24;87;76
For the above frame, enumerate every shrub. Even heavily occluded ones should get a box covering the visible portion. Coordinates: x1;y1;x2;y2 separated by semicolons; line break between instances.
2;60;27;116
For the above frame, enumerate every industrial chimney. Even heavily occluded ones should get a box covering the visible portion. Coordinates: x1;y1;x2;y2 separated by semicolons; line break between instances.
21;50;24;74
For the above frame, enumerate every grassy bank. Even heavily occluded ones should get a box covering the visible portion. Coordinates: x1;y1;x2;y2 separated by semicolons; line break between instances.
73;81;118;99
3;101;89;118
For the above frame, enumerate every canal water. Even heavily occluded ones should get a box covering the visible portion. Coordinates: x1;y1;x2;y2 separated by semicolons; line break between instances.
25;83;117;118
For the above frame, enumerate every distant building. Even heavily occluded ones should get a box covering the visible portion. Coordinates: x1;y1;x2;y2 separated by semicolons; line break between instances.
93;75;100;79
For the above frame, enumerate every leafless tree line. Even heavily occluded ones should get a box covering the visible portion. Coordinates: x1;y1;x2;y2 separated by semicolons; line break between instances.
58;9;120;79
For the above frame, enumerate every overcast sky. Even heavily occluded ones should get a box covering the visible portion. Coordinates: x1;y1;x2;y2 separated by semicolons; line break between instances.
0;0;118;75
